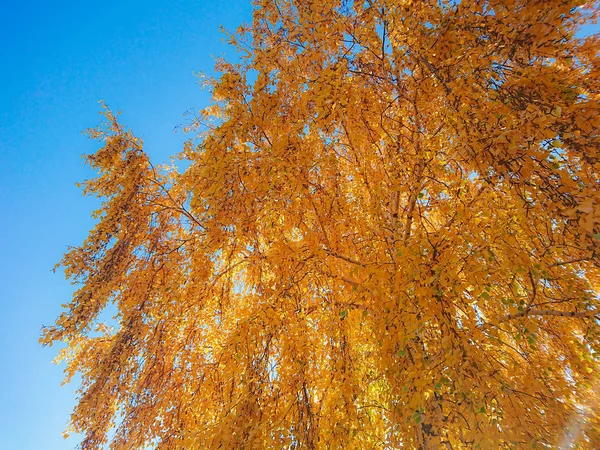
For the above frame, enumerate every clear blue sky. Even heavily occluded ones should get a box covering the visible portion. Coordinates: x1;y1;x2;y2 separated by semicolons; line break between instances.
0;1;251;448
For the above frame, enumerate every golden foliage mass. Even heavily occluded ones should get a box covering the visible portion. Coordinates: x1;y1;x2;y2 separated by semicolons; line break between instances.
42;0;600;448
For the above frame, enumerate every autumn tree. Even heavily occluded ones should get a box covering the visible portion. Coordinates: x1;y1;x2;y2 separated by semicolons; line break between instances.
42;0;600;448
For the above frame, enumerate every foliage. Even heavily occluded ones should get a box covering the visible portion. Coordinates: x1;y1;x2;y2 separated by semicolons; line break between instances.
42;0;600;448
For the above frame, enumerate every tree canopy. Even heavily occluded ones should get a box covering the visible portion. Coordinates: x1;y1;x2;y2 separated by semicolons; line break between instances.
42;0;600;448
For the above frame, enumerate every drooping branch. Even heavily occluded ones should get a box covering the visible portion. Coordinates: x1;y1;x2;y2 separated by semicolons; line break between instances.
500;309;599;323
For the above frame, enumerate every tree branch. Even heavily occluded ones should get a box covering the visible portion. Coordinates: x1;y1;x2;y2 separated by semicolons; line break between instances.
500;309;599;322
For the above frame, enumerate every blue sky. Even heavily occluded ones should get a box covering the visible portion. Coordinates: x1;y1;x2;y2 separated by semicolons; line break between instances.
0;1;250;448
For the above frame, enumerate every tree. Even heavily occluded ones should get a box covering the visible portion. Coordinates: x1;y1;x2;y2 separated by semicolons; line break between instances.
42;0;600;448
